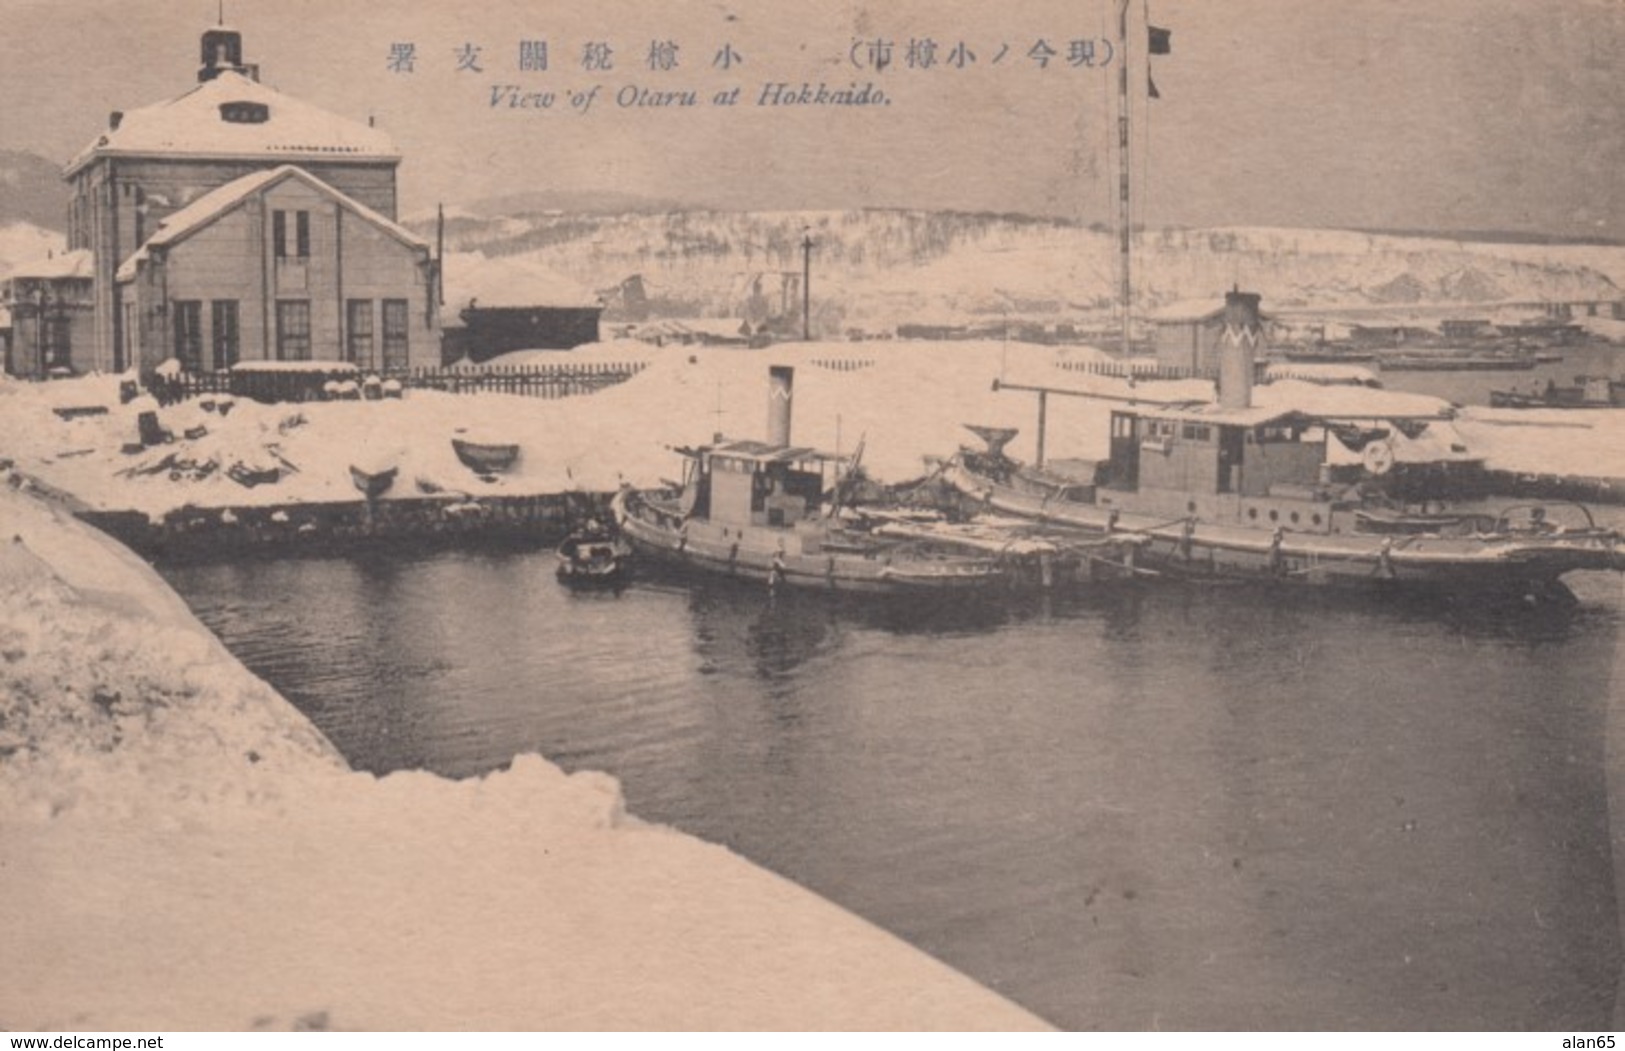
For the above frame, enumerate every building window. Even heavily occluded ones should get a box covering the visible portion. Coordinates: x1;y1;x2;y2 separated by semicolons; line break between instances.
219;101;270;123
382;299;409;371
273;210;310;259
173;300;203;370
44;315;72;371
346;299;374;367
211;300;239;369
276;300;311;361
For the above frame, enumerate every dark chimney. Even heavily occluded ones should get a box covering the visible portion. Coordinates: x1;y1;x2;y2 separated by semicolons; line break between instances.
109;111;123;130
767;366;794;446
1217;287;1263;410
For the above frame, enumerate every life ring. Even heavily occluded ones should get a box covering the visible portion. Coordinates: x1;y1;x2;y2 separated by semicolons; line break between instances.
1361;440;1395;476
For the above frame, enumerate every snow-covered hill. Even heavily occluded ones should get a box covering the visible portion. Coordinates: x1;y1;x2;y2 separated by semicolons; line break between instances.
0;221;68;278
416;210;1625;335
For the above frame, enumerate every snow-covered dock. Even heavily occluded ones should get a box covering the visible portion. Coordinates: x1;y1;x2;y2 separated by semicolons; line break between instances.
7;341;1624;523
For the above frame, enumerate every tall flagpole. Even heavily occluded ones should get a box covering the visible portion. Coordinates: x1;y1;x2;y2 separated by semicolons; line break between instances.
1117;0;1133;358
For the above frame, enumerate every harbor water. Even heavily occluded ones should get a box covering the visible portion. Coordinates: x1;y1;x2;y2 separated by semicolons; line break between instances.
161;550;1624;1030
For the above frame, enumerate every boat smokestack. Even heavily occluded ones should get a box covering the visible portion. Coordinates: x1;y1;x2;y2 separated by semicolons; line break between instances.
1217;287;1263;410
768;365;794;446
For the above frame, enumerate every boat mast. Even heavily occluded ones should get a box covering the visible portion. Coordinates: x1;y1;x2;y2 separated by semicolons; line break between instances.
1116;0;1133;358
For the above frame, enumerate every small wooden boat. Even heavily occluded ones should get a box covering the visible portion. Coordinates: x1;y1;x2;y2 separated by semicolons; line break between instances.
349;464;398;498
1380;352;1537;371
556;529;632;586
452;437;520;473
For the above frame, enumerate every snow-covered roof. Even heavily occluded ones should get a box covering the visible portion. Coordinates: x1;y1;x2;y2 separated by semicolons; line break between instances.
3;249;94;282
66;71;399;176
1135;380;1453;427
443;251;601;310
1136;402;1299;427
116;166;428;281
1252;379;1453;420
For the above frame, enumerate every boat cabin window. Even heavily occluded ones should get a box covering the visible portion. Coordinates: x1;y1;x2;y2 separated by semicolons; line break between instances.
1255;423;1297;443
1146;420;1177;439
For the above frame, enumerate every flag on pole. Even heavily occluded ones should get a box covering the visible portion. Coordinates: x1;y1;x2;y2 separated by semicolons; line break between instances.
1148;24;1170;98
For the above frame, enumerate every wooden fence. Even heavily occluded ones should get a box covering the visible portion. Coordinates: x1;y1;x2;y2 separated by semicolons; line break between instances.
810;357;877;373
396;362;649;398
1053;359;1220;382
158;361;650;404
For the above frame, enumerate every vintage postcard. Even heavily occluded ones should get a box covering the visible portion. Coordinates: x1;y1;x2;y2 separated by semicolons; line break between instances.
1;0;1622;1035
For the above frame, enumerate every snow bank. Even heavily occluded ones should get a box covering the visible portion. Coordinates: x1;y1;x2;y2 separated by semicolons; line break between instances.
12;340;1611;520
0;484;1046;1030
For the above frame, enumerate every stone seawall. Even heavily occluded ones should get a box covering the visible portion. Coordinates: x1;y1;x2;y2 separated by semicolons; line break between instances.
77;491;615;559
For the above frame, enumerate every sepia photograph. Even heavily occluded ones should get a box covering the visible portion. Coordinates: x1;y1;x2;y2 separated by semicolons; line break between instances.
1;0;1622;1034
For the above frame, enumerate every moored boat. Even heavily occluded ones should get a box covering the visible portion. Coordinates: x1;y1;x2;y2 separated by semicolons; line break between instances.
1379;352;1537;371
946;291;1623;598
616;367;1040;595
1488;376;1624;409
556;526;632;587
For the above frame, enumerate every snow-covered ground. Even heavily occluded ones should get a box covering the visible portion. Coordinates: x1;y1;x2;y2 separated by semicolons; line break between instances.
3;340;1623;525
0;483;1047;1030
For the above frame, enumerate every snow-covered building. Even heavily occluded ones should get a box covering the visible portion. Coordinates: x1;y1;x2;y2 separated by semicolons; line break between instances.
58;24;438;375
0;250;95;378
1151;289;1272;375
441;252;601;364
115;167;436;371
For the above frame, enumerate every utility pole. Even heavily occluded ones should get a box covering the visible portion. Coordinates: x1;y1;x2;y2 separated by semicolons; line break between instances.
34;286;47;377
1117;0;1133;359
801;229;813;341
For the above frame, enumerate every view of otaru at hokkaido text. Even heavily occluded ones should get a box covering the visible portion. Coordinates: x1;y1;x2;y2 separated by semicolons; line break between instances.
1;0;1622;1037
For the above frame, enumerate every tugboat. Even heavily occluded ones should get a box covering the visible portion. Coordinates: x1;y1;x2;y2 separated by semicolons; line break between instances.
615;367;1016;594
945;291;1623;598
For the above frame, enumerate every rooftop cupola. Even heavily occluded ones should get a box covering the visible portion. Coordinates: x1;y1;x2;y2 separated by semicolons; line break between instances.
199;26;256;82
